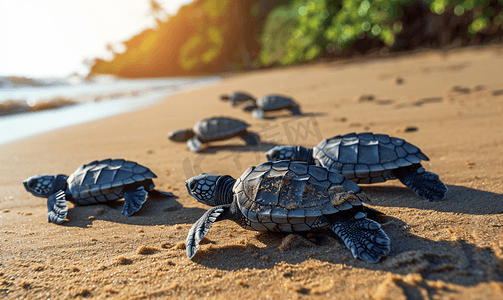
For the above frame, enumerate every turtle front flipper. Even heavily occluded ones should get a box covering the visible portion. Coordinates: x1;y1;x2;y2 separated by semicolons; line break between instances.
252;108;266;119
47;190;68;225
327;211;390;263
122;186;148;216
290;106;301;115
187;137;203;152
240;131;260;145
186;205;230;259
394;166;448;201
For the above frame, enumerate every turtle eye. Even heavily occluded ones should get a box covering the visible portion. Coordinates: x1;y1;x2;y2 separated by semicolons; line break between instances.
28;179;36;189
189;180;198;191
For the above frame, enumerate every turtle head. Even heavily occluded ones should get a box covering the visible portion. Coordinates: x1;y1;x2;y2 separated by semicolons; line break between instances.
23;174;68;198
265;146;298;161
168;129;196;142
185;174;220;205
185;174;235;206
220;94;230;101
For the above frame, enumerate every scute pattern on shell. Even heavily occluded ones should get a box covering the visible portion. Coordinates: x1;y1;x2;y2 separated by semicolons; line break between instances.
257;95;296;111
230;92;254;102
193;117;250;141
67;159;156;205
232;161;370;232
313;132;429;184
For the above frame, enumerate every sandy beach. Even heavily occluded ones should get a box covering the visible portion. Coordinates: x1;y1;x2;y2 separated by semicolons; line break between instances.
1;45;503;299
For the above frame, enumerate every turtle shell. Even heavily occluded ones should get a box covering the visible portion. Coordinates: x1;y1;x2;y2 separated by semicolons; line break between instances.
232;161;371;232
193;117;250;142
257;95;296;111
313;132;430;184
67;159;156;205
230;92;255;102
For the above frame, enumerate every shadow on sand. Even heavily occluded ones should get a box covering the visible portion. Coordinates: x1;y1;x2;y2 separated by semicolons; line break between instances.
250;111;326;120
361;184;503;215
184;183;502;296
61;195;205;228
190;215;502;298
199;142;279;154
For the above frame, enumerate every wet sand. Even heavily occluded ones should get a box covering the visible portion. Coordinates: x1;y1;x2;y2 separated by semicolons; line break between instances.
1;45;503;299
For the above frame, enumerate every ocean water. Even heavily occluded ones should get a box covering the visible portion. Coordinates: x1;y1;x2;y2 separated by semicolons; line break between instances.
0;76;220;145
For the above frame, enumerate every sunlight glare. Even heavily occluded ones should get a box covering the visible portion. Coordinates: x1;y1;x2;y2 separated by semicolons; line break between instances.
0;0;194;77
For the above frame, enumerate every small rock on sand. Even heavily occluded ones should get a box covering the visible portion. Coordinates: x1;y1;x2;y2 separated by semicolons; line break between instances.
492;90;503;96
394;126;418;133
449;85;471;95
333;117;347;122
473;85;485;92
355;94;375;103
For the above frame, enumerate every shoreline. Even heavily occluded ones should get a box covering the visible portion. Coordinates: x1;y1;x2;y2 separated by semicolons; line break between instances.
1;45;502;299
0;77;220;146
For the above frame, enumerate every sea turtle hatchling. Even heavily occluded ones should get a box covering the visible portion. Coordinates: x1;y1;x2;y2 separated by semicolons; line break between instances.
220;91;255;106
243;95;302;119
23;158;174;225
265;132;447;201
185;160;391;263
168;117;260;152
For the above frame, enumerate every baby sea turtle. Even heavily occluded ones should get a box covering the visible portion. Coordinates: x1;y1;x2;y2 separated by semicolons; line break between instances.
185;160;390;263
265;132;447;201
168;117;259;152
23;158;173;225
243;95;301;119
220;92;255;106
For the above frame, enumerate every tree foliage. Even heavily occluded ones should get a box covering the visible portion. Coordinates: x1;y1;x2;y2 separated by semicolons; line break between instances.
259;0;503;66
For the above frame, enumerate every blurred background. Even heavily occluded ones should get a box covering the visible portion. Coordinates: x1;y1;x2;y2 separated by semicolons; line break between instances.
62;0;503;77
1;0;502;143
2;0;503;79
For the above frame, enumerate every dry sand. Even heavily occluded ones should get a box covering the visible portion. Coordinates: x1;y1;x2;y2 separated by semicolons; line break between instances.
1;45;503;299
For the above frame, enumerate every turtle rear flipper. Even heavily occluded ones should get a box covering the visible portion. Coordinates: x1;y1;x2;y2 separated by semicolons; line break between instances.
240;131;260;145
122;186;148;216
187;137;203;152
394;166;448;201
252;108;266;119
186;205;229;259
328;211;390;263
242;103;257;112
47;190;68;225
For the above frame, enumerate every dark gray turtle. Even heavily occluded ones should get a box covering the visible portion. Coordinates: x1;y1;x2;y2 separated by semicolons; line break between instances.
243;95;301;119
185;160;390;263
23;158;173;225
168;117;259;152
265;132;447;201
220;92;255;106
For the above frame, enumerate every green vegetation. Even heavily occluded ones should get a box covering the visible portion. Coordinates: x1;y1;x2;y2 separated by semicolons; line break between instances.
429;0;503;36
259;0;503;66
89;0;503;78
